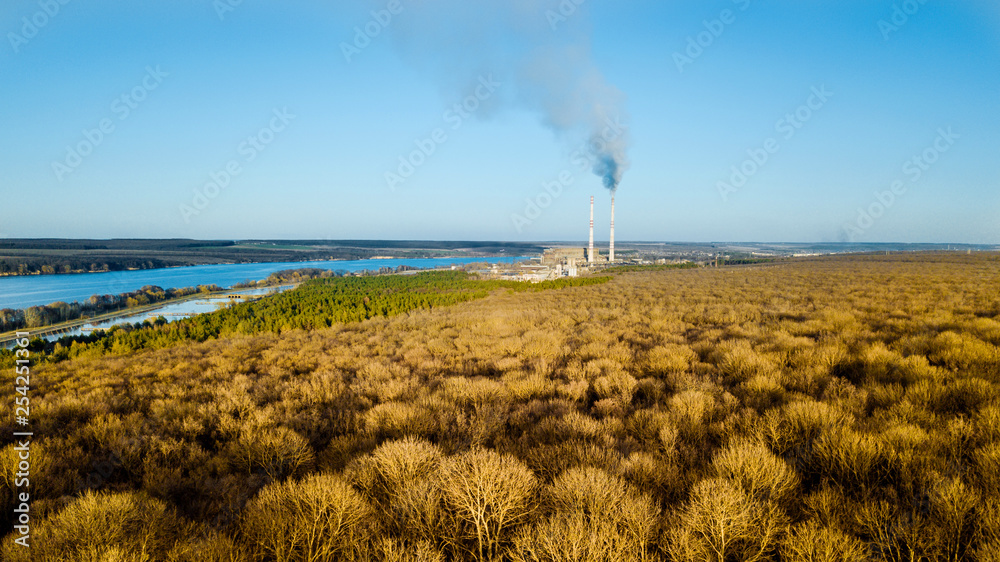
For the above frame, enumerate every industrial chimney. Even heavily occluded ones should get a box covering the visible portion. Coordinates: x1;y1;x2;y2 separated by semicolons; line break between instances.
588;196;594;264
609;194;615;262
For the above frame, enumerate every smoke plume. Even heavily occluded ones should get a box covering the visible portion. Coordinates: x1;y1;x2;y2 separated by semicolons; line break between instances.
364;0;630;191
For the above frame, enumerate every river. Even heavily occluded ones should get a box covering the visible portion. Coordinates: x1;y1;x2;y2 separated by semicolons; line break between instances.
0;256;528;311
28;286;293;342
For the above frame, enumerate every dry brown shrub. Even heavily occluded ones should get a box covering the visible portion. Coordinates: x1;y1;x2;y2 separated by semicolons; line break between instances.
392;478;452;545
779;520;867;562
976;540;1000;562
712;439;799;507
821;377;869;418
758;399;851;457
557;378;590;403
142;437;218;500
354;360;416;403
973;442;1000;494
882;421;930;451
635;376;667;406
512;466;659;562
868;383;907;411
509;510;634;562
366;537;445;562
855;499;941;562
345;437;443;508
438;377;508;408
930;331;1000;375
623;450;681;498
167;531;249;562
593;368;638;408
643;344;696;376
227;426;314;481
979;497;1000;552
668;478;786;562
438;448;538;561
503;372;556;401
318;433;377;472
812;426;891;491
976;405;1000;444
715;340;778;384
627;409;675;450
241;472;373;562
928;476;979;561
858;342;906;384
363;401;435;440
553;466;659;545
818;309;860;332
1;440;55;515
279;367;347;406
738;373;786;411
930;377;997;416
801;485;852;531
562;410;605;441
783;365;831;398
764;330;814;357
667;389;734;444
667;390;714;426
450;399;513;448
591;397;625;418
1;490;187;562
523;440;623;482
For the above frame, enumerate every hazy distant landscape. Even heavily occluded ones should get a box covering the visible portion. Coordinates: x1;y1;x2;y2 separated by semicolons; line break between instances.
3;238;994;278
0;239;545;277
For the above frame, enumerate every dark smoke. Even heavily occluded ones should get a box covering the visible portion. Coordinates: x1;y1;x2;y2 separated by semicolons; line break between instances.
362;0;630;190
594;153;621;191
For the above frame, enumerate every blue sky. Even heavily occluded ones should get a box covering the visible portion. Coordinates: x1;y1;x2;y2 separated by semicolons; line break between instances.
0;0;997;243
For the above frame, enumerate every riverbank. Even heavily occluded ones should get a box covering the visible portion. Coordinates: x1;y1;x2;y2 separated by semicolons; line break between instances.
0;239;544;277
0;256;531;311
0;284;297;347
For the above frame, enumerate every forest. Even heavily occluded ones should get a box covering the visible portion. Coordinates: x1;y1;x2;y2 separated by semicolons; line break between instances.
3;272;607;364
1;253;999;561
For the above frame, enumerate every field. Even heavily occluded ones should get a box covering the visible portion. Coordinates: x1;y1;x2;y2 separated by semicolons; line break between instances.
2;253;999;561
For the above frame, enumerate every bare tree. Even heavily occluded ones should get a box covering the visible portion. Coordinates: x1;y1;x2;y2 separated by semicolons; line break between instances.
439;448;537;561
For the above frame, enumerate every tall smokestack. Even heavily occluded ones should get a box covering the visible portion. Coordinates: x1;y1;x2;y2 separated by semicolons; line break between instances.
609;194;615;263
588;196;594;264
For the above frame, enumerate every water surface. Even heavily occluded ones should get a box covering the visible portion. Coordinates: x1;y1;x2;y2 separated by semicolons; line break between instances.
0;256;527;310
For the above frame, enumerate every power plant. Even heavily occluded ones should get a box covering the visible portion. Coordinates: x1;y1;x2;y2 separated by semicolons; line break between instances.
609;193;615;263
584;194;615;264
534;194;619;280
588;196;594;264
